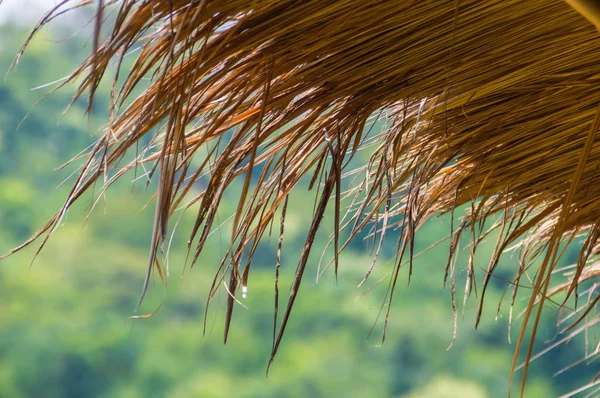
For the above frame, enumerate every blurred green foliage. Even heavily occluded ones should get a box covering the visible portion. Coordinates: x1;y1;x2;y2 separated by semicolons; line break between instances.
0;22;594;397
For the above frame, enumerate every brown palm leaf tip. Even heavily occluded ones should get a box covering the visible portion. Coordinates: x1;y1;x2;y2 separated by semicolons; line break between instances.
5;0;600;392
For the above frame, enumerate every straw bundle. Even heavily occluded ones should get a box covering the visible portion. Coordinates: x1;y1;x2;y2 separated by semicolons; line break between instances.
5;0;600;394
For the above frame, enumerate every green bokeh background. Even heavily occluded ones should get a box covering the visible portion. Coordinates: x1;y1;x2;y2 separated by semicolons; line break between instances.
0;17;595;398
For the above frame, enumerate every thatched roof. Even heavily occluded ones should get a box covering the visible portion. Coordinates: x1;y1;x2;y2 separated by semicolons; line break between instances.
4;0;600;395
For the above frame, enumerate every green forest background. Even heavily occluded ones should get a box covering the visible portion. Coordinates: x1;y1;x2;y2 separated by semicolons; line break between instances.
0;17;596;398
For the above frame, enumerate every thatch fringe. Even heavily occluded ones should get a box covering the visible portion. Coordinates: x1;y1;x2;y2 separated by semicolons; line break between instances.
5;0;600;394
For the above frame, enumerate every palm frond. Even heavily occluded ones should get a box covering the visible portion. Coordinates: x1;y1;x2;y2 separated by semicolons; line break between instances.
6;0;600;394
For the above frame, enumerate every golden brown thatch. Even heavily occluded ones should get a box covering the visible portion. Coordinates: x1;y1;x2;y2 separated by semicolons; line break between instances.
5;0;600;395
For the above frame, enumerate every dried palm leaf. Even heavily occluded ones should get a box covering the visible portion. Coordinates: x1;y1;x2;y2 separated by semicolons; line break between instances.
4;0;600;395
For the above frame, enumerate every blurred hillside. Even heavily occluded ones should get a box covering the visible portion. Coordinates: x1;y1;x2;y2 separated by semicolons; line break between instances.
0;19;594;398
